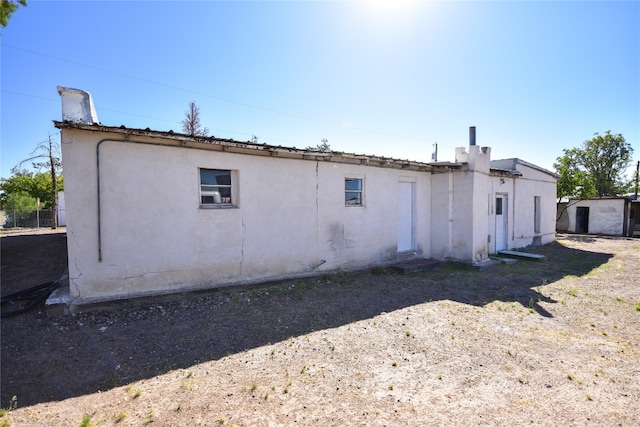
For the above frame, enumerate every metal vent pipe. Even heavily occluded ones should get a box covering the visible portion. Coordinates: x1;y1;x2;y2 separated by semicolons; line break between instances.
469;126;476;146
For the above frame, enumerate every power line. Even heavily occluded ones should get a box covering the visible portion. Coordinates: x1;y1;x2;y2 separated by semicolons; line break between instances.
2;43;311;121
1;90;181;125
2;89;302;145
3;44;431;145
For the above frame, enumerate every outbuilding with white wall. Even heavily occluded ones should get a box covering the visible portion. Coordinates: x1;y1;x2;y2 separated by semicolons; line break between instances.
55;87;557;304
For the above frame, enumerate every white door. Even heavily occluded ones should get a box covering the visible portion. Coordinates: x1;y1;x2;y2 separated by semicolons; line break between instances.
397;182;416;252
495;195;507;251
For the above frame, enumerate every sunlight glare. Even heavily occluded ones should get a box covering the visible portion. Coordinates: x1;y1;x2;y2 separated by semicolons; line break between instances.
365;0;418;17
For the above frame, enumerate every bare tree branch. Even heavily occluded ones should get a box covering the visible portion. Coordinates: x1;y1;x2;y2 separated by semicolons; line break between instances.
14;133;61;229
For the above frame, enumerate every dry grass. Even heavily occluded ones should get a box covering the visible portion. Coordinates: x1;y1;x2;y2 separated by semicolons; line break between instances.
2;235;639;426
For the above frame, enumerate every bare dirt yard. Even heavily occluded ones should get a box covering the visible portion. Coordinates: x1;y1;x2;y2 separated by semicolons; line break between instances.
1;230;639;426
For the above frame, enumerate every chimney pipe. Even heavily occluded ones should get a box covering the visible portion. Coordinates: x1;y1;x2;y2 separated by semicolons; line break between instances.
57;86;99;124
469;126;476;146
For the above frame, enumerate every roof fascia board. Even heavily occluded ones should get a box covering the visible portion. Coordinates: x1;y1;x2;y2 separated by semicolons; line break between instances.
53;121;433;172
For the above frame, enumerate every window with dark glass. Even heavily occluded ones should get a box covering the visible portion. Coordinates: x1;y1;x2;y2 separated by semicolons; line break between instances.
345;178;363;206
495;197;503;215
200;169;232;206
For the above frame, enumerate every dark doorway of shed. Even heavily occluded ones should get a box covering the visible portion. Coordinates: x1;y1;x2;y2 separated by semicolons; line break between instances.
576;206;589;234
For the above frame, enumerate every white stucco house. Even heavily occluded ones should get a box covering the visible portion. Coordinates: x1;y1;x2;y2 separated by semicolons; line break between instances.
557;197;638;237
55;87;558;303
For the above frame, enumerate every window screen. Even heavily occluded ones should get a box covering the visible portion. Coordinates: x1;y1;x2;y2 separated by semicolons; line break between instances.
200;169;232;206
345;178;363;206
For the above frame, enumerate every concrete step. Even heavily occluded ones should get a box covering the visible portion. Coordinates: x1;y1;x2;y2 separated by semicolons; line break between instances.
497;250;546;260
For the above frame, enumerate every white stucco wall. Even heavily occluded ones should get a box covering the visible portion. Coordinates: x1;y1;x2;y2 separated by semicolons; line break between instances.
61;128;432;302
60;120;558;303
430;171;453;260
565;198;626;235
494;163;557;250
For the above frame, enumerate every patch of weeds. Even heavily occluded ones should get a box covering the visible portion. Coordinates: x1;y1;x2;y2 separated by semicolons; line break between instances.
586;394;594;401
80;413;93;427
614;297;624;302
0;405;9;420
326;269;351;283
405;331;414;338
114;412;127;423
569;289;578;297
437;374;442;380
283;381;292;394
566;373;574;381
133;389;142;399
391;361;398;367
300;365;307;374
143;409;155;425
0;420;9;427
388;384;394;390
635;303;640;311
186;371;194;378
250;382;258;393
292;280;318;300
181;380;196;391
218;418;227;425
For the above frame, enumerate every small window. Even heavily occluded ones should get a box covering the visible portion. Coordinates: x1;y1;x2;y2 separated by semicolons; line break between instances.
200;169;232;207
495;197;503;215
345;178;363;206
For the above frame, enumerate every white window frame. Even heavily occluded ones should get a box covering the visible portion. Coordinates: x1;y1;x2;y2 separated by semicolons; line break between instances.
199;168;234;208
345;177;364;206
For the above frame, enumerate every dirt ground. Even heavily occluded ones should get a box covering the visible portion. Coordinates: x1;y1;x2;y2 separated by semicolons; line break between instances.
1;229;639;426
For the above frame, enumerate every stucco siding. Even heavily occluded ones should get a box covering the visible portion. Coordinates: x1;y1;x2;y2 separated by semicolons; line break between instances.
59;119;556;303
61;128;432;302
565;199;626;235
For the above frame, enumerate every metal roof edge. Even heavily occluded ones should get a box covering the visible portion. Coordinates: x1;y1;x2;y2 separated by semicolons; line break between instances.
53;121;433;171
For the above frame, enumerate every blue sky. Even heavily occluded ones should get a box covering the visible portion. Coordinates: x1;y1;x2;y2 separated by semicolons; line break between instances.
2;0;639;178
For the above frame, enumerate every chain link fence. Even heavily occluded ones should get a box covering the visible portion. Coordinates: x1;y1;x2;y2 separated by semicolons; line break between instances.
1;209;64;229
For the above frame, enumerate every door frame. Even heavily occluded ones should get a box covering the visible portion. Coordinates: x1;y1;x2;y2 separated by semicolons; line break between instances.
495;193;508;251
397;181;416;253
575;206;589;234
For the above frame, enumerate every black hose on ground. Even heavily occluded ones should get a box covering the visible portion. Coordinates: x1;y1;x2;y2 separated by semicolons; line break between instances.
1;281;60;318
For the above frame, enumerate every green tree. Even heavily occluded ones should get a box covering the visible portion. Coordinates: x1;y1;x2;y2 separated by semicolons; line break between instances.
0;170;63;209
0;0;26;27
2;192;37;228
6;134;62;228
554;131;633;199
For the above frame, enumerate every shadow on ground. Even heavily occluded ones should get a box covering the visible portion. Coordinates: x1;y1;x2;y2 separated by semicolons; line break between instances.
1;232;613;408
